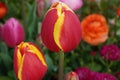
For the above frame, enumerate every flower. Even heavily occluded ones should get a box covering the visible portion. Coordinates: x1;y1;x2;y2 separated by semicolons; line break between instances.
90;51;96;57
100;44;120;61
51;0;83;10
81;14;109;45
114;72;120;78
64;71;79;80
40;2;82;52
13;42;48;80
93;73;117;80
75;67;95;80
2;18;25;48
116;7;120;17
0;24;3;41
36;0;45;17
0;2;7;19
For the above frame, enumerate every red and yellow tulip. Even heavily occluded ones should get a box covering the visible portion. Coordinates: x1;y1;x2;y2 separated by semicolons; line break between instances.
40;2;82;52
13;42;47;80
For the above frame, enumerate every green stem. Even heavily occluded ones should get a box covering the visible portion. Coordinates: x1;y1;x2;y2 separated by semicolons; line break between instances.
58;51;64;80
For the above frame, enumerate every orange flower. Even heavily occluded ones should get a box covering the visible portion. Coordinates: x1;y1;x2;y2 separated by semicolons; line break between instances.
81;14;109;45
0;2;7;19
116;7;120;17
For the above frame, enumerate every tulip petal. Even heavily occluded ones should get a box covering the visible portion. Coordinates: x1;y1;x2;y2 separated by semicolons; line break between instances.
41;9;60;52
14;47;22;77
54;10;81;52
28;42;47;66
17;52;47;80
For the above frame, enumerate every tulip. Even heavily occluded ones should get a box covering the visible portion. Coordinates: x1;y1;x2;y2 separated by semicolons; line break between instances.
51;0;83;10
13;42;48;80
2;18;25;48
81;14;109;45
40;2;82;52
64;71;79;80
0;2;7;19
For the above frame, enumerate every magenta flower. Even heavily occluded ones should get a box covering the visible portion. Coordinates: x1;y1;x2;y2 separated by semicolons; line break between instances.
0;24;3;41
75;67;95;80
2;18;25;48
51;0;83;10
100;44;120;61
93;73;117;80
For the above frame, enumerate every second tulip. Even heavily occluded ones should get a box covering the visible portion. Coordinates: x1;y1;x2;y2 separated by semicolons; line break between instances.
2;18;25;48
40;2;82;52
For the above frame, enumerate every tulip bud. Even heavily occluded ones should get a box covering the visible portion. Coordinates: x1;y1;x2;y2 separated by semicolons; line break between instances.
36;0;45;17
13;42;48;80
64;71;79;80
40;2;82;52
2;18;25;48
0;2;7;19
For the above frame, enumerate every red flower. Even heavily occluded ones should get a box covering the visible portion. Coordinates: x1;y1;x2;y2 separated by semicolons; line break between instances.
0;2;7;19
116;7;120;17
14;42;48;80
40;2;82;52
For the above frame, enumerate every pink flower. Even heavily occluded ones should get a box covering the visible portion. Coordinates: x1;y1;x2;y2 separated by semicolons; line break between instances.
2;18;25;48
51;0;83;10
93;73;117;80
100;44;120;61
0;24;3;41
75;67;95;80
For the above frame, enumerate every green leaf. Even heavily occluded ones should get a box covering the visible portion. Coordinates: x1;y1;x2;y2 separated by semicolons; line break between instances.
25;1;39;40
7;70;16;80
0;76;12;80
45;54;56;72
0;42;12;71
88;63;102;72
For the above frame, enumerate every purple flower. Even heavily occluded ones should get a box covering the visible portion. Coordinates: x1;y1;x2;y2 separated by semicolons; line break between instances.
51;0;83;10
2;18;25;48
75;67;95;80
100;44;120;61
93;73;117;80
